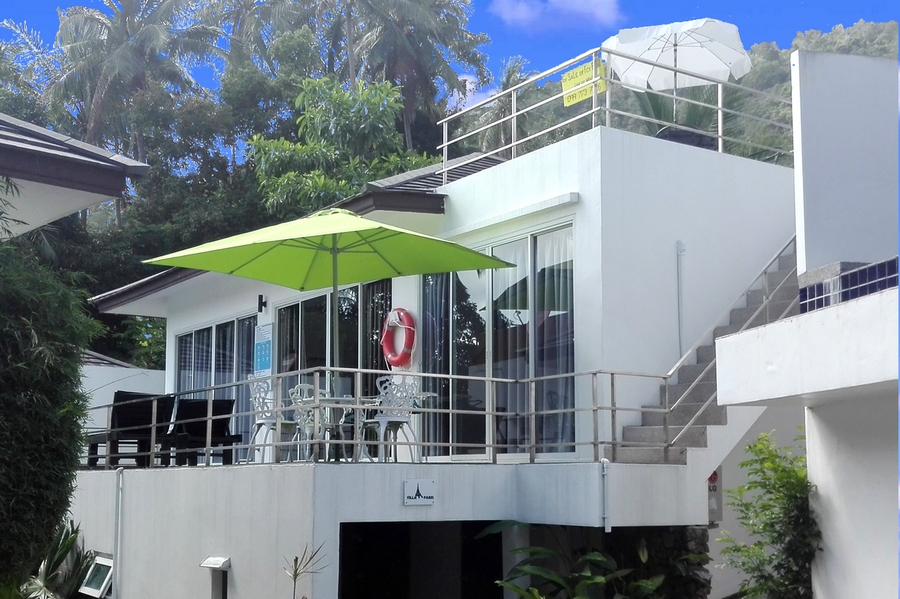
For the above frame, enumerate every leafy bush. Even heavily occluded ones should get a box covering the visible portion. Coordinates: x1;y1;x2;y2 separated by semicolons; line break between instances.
0;240;99;588
718;432;821;598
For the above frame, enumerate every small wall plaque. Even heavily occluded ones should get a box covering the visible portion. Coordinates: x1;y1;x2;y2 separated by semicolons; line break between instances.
404;479;435;506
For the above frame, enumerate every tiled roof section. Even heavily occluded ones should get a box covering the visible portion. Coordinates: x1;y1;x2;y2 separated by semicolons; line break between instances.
362;153;505;194
0;112;148;175
0;112;149;197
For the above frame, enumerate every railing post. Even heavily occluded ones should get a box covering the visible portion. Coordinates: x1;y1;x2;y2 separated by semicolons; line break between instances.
352;370;362;463
442;121;449;185
591;53;598;129
609;374;617;463
605;63;612;128
149;396;158;468
591;372;599;462
205;388;214;467
274;377;283;464
528;381;536;463
663;378;671;464
511;92;517;159
312;371;321;463
717;83;724;153
489;380;497;464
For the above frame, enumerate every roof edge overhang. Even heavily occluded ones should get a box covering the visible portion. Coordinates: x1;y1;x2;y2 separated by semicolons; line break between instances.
90;268;205;314
335;189;445;215
0;112;149;197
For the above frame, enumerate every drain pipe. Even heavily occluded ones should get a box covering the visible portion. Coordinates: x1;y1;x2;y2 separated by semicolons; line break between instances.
676;240;687;356
601;458;611;533
113;467;124;599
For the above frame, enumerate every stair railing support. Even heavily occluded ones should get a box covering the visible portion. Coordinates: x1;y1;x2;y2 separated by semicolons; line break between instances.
609;374;617;463
592;372;600;462
663;379;671;463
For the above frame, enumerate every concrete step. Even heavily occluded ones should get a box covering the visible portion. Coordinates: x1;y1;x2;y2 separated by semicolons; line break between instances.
729;300;799;328
676;362;716;385
613;446;688;465
696;344;717;363
662;382;717;405
713;323;745;338
746;281;799;306
766;268;794;288
778;253;797;271
642;403;727;427
622;425;708;447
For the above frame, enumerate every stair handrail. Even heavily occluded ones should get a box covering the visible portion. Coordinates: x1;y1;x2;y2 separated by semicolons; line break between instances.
665;236;797;380
665;236;799;450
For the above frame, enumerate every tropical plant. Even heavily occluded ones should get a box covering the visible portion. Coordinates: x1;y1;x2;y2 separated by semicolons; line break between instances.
52;0;220;148
717;431;821;599
357;0;489;149
21;521;94;599
480;522;664;599
0;236;100;589
464;55;538;158
284;543;326;599
197;0;313;74
249;78;434;217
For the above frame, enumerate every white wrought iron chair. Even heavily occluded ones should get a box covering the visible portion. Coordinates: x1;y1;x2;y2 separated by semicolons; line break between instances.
362;375;428;462
247;375;295;462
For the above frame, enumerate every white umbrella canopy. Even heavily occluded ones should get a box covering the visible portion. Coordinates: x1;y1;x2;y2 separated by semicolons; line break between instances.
602;18;752;91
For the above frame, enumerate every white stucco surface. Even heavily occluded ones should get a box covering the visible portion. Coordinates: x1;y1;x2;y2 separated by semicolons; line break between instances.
791;50;899;275
716;289;898;407
807;395;898;598
82;363;165;430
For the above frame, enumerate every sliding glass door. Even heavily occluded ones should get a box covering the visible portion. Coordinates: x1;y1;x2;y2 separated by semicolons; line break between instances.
422;225;575;456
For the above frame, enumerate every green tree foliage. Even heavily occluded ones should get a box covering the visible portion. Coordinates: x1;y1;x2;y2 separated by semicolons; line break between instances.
249;78;435;217
357;0;489;149
0;240;100;588
718;432;821;599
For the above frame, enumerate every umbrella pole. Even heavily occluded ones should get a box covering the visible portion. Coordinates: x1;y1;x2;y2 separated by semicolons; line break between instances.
331;236;340;379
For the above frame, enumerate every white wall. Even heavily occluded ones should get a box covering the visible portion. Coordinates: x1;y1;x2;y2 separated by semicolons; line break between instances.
791;50;899;275
83;363;165;430
717;290;898;407
807;394;898;598
440;125;794;439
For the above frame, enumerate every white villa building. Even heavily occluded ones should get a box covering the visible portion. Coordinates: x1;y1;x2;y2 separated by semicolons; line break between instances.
71;49;897;599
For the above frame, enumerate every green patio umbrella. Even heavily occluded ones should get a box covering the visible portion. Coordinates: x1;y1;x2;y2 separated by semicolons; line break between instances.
145;208;514;367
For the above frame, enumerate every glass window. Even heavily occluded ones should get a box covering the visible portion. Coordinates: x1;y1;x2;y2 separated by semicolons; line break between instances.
422;226;575;455
214;321;235;399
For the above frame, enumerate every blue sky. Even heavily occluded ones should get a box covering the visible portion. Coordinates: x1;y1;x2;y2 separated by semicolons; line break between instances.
1;0;895;86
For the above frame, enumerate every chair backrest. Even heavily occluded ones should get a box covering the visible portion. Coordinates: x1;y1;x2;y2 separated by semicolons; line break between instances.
172;399;236;438
110;391;175;438
375;375;419;418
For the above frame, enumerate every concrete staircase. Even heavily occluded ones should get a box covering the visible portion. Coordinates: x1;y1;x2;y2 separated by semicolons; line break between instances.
616;250;799;464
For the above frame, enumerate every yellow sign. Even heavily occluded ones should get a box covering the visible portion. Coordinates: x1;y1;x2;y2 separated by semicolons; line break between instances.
561;60;607;107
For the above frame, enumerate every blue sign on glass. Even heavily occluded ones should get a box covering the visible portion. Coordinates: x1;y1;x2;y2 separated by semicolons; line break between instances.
254;339;272;372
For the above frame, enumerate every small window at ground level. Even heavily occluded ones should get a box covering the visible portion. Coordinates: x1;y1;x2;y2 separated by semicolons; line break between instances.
79;555;113;598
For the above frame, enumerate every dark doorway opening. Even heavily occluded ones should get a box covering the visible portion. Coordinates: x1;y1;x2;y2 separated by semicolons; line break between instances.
339;521;502;599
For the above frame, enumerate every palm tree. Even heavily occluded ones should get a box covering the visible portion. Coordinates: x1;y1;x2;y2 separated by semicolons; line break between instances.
197;0;313;75
467;56;537;158
52;0;220;148
357;0;489;150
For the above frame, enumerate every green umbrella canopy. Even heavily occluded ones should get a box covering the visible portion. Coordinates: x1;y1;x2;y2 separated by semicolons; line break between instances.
145;208;514;368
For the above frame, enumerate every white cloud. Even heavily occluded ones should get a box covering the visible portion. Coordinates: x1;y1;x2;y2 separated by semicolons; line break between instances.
488;0;621;31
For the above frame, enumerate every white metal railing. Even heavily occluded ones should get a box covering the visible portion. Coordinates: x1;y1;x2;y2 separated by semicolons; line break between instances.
439;45;793;184
83;243;801;468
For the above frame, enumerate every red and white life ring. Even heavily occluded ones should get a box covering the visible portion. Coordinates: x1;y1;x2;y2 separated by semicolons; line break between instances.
381;308;416;368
